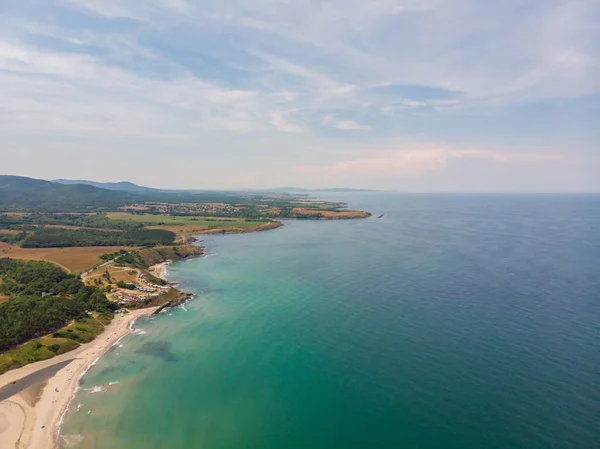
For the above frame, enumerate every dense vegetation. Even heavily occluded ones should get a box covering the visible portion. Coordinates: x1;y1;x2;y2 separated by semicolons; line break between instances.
0;212;141;230
0;176;137;212
21;228;175;248
0;231;26;244
0;258;116;352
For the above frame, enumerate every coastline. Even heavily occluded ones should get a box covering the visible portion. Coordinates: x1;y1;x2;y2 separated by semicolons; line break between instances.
0;216;368;449
149;260;170;280
0;307;157;449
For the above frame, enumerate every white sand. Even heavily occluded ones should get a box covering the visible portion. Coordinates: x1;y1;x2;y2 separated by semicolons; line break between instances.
0;307;157;449
149;261;170;281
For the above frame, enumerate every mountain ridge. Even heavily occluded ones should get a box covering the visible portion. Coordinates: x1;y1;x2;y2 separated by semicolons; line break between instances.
53;179;158;193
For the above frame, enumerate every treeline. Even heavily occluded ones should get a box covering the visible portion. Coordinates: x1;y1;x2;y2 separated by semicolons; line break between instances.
0;258;116;351
21;228;176;248
0;231;26;244
0;213;141;231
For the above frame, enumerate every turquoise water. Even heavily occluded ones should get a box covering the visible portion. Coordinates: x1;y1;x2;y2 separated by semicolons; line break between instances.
60;194;600;448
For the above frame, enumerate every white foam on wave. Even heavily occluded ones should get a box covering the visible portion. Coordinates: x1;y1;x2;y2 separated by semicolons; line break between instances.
87;385;106;394
109;381;120;386
61;434;84;447
56;354;101;437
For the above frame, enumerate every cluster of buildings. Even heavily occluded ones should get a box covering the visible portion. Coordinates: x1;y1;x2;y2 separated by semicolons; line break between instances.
138;273;170;291
112;273;170;305
113;289;164;304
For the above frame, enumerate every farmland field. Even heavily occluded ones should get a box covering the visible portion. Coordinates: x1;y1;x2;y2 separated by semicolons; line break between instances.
108;213;254;225
0;242;133;273
107;213;279;232
291;208;371;219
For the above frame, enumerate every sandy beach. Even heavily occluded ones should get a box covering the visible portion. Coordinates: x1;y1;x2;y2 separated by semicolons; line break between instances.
149;260;170;280
0;307;157;449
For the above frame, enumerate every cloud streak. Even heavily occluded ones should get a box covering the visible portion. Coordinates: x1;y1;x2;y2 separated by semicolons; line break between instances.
303;147;564;175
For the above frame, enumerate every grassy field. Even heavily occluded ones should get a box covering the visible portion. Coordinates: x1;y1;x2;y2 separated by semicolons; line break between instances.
108;213;280;233
109;213;258;226
0;242;133;273
147;222;281;235
291;208;372;219
290;201;342;209
84;265;140;285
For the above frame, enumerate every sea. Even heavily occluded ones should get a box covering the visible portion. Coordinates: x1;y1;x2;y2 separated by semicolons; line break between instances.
59;193;600;449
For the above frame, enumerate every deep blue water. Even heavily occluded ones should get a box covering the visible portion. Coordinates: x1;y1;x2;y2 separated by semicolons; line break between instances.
61;194;600;448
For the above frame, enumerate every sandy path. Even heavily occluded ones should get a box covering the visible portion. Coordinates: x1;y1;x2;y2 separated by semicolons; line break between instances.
0;307;157;449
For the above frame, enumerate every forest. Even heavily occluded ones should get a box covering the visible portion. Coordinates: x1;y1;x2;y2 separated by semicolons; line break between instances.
0;212;141;231
21;228;176;248
0;258;116;352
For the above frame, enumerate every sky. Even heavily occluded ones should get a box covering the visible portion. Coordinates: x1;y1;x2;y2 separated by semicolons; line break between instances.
1;0;599;192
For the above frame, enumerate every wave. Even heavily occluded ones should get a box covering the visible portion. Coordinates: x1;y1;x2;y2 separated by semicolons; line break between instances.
87;385;106;394
61;434;84;447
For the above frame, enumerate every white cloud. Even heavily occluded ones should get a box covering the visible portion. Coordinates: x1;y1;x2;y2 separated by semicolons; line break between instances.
323;116;372;130
59;0;189;20
199;0;600;105
336;120;372;131
303;145;564;175
199;115;264;133
270;112;302;133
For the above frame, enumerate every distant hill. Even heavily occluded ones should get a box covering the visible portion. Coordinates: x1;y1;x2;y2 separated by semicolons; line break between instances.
0;175;137;212
0;176;271;212
51;181;376;195
53;179;158;193
265;187;376;193
311;188;375;192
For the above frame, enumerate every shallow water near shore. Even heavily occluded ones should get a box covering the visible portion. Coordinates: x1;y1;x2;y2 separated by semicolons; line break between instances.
59;193;600;448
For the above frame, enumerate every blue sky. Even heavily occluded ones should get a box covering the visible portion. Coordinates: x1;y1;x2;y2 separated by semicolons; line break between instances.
1;0;599;191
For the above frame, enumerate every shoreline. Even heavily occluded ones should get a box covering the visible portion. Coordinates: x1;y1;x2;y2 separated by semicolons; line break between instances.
149;260;170;280
0;307;158;449
1;217;366;448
